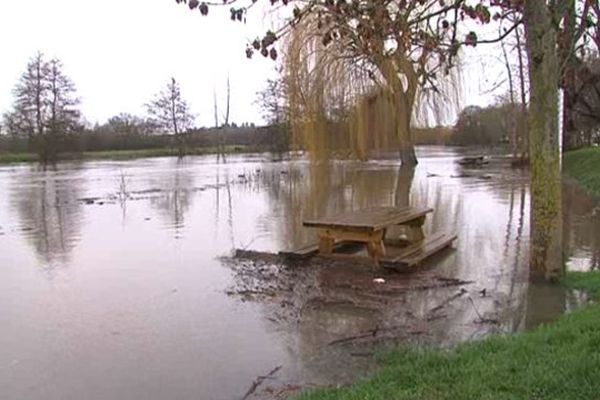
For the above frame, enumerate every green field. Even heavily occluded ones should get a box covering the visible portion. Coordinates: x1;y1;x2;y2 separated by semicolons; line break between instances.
0;145;251;164
0;152;39;164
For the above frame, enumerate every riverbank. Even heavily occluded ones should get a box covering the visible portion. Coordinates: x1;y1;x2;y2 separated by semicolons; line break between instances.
298;278;600;400
298;148;600;400
564;146;600;198
0;145;251;164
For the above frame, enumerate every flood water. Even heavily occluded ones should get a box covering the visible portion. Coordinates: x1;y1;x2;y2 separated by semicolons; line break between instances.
0;146;598;400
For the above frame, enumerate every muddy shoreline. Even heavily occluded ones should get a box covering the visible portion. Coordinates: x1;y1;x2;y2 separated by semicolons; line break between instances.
223;250;509;398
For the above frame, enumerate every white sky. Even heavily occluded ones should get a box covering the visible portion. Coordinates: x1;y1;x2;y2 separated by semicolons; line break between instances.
0;0;506;128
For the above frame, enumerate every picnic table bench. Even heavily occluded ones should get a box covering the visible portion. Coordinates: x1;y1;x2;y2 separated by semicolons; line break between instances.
296;206;456;267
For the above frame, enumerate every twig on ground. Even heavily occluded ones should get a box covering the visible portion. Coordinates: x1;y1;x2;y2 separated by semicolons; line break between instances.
242;365;282;400
328;332;377;346
328;325;412;346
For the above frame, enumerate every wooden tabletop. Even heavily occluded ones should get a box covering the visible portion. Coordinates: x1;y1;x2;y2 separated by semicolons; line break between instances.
303;206;433;232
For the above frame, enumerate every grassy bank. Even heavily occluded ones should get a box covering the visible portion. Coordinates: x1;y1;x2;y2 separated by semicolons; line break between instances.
563;146;600;198
0;152;39;164
299;304;600;400
0;145;252;164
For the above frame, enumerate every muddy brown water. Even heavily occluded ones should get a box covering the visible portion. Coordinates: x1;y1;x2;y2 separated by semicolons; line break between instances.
0;147;598;400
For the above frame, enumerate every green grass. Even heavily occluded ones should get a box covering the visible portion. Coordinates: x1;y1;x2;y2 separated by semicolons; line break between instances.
80;145;251;160
0;145;252;164
563;147;600;198
566;271;600;300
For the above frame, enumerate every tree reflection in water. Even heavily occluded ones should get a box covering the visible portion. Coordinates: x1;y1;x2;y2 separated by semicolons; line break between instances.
150;159;193;240
12;166;83;269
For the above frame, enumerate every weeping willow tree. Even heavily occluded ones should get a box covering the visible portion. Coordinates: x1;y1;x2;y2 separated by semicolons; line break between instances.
282;12;463;164
178;0;491;166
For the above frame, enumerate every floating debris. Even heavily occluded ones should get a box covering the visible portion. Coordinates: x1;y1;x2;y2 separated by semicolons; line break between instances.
457;156;489;166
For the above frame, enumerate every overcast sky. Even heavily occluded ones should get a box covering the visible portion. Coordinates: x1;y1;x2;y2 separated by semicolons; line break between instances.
0;0;506;128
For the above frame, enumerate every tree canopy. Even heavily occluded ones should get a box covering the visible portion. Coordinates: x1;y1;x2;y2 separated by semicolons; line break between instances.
146;77;194;135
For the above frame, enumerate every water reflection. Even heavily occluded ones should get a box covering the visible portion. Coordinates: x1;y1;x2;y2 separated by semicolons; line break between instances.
228;148;600;388
149;159;194;239
1;148;599;400
252;160;419;251
11;166;83;268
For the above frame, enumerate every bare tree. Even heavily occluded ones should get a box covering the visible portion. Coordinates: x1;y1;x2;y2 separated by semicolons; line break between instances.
223;75;231;127
256;73;290;156
257;73;287;125
572;56;600;143
213;88;219;129
46;58;81;139
146;77;194;157
3;52;80;163
514;23;529;160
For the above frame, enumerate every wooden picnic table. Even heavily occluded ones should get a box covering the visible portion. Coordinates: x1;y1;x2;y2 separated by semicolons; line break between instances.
303;206;433;263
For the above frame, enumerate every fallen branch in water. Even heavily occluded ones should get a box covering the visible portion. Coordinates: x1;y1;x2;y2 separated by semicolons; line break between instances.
328;325;405;346
328;331;378;346
426;313;448;322
242;365;282;400
468;296;499;324
427;288;468;316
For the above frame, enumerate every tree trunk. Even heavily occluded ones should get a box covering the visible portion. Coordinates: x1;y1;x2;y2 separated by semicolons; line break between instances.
559;0;577;151
377;54;419;167
395;91;418;167
501;28;518;158
524;1;564;281
394;164;415;208
399;142;418;167
515;24;529;160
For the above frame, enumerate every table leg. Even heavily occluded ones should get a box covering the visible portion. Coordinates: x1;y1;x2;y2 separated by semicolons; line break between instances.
367;230;386;264
318;235;335;254
405;216;426;242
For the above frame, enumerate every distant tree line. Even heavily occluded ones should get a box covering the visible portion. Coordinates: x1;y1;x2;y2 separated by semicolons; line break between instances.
452;103;527;147
3;51;598;164
452;55;600;148
0;52;274;163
